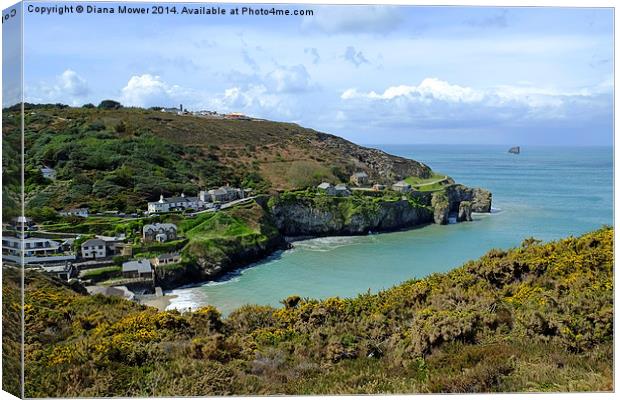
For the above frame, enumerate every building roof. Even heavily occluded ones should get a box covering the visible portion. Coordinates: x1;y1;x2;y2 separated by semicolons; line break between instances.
143;223;177;233
352;172;368;178
393;180;411;187
40;166;55;172
95;234;125;242
82;238;106;247
157;252;180;261
208;188;228;196
335;184;350;190
122;259;152;274
317;182;333;189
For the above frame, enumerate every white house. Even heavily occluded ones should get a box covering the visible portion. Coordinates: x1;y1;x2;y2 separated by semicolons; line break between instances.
147;193;202;214
2;236;75;264
392;181;412;193
81;238;107;259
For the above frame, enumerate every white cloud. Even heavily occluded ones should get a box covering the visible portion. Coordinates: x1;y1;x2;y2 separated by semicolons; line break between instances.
58;70;89;97
342;78;484;103
302;6;403;34
25;69;90;105
120;74;193;107
266;65;312;93
339;77;612;129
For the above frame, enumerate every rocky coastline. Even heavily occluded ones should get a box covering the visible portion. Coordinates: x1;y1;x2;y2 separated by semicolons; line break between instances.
157;185;492;290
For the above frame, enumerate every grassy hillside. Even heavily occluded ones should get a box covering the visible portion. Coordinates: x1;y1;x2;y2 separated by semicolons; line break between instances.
4;104;433;214
180;201;283;274
22;227;613;396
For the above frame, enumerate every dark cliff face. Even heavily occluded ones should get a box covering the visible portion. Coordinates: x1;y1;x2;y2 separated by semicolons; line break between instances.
269;185;493;234
156;233;287;290
269;198;434;236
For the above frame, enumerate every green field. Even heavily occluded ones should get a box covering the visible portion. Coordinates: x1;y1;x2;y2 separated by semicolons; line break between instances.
405;173;450;192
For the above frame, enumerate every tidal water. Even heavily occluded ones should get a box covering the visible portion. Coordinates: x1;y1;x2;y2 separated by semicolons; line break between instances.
167;145;613;315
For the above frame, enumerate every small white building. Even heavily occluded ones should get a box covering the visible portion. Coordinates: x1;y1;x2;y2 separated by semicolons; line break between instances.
81;238;107;259
392;181;412;193
317;182;337;196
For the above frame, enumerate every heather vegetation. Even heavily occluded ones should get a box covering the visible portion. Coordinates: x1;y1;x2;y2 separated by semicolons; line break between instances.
22;227;613;396
4;105;432;216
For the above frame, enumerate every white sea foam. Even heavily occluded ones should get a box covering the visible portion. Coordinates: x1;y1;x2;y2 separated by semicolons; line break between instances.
166;288;204;311
293;235;374;252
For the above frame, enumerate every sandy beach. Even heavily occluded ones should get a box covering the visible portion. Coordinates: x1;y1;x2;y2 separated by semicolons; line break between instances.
137;294;178;311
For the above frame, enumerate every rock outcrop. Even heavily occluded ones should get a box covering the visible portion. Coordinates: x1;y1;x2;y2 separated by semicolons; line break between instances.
457;201;473;222
269;196;434;236
431;192;450;225
445;185;492;213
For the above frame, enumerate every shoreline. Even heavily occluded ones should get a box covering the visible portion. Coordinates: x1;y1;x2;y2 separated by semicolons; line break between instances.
161;218;489;294
136;293;178;311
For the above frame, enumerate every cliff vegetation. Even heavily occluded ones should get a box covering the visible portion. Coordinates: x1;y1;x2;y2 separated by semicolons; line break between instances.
20;227;613;396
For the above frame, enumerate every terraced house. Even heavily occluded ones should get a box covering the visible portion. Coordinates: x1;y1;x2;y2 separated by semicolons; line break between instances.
147;193;202;214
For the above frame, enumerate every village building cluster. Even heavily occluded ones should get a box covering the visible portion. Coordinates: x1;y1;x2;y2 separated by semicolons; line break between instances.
159;104;253;120
4;166;432;304
147;186;246;214
317;171;413;197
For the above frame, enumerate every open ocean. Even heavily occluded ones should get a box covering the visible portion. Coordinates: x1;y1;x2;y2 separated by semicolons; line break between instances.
167;145;613;315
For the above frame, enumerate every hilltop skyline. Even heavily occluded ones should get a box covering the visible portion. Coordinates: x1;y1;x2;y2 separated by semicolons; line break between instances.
8;3;615;145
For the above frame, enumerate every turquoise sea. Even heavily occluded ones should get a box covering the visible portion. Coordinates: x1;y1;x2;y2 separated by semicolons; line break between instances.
167;145;613;315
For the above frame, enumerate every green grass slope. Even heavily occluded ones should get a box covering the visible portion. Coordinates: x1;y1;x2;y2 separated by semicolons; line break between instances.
23;227;613;396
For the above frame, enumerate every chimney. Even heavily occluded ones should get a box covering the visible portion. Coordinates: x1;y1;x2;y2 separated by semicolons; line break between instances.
181;192;185;198
180;104;183;112
159;194;164;203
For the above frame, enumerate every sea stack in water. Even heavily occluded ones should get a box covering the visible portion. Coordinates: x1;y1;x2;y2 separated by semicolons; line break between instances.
508;146;520;154
457;201;473;222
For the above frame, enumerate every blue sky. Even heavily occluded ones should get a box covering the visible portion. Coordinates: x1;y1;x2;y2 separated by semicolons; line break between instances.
16;3;614;145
